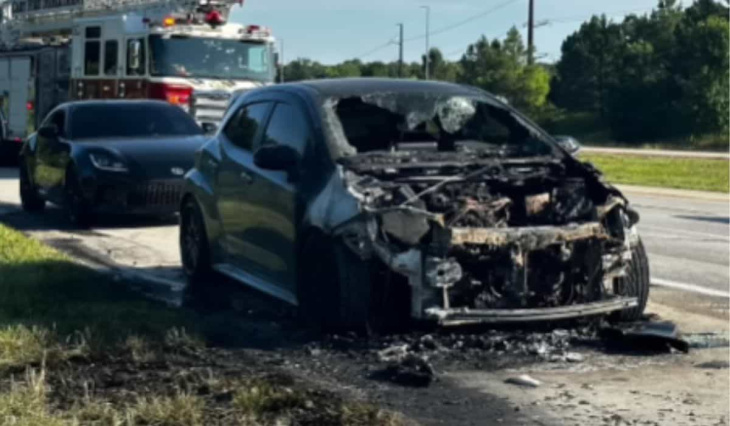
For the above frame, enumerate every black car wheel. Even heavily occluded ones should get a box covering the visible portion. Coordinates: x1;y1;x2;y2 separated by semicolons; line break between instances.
64;167;92;227
612;238;651;322
180;198;212;285
19;160;45;212
298;234;375;333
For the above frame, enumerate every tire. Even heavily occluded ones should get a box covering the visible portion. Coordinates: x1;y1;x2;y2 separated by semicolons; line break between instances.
298;235;373;332
64;167;92;227
612;238;651;322
180;198;212;287
0;142;17;167
19;161;45;212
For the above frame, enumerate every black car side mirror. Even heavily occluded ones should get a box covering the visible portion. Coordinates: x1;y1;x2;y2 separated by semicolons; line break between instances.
554;135;581;155
38;124;59;140
201;122;218;135
254;144;302;174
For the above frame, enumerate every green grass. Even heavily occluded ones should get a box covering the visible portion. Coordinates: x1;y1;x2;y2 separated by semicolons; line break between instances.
0;224;202;366
0;224;411;426
580;154;730;193
544;111;729;152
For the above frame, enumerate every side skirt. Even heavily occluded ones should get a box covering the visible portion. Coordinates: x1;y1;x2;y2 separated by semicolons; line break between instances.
213;263;299;306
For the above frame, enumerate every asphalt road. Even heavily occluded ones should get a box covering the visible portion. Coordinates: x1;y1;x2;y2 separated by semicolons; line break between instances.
0;166;728;299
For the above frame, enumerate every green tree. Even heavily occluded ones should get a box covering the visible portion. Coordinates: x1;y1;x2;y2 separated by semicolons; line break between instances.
551;15;624;116
326;60;363;78
458;28;551;114
553;0;729;142
673;1;730;135
283;59;328;81
422;48;460;82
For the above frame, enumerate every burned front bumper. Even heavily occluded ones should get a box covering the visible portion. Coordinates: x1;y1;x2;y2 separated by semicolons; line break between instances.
336;198;639;325
426;297;638;326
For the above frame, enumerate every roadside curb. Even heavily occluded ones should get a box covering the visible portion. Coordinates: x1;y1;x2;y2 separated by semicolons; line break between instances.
583;147;730;160
617;184;730;202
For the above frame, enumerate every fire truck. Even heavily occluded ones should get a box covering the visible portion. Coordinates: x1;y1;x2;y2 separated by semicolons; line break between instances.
0;0;276;149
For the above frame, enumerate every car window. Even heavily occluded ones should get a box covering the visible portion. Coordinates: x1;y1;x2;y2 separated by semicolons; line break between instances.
329;94;554;158
222;103;271;151
44;110;66;137
261;103;311;155
70;104;202;140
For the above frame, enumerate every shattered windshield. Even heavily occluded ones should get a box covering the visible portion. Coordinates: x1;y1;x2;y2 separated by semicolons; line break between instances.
324;92;557;159
149;35;274;82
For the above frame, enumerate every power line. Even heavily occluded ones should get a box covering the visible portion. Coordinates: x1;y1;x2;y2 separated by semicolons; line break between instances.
443;23;517;59
538;7;655;25
405;0;524;43
355;6;656;63
441;7;653;61
354;36;398;60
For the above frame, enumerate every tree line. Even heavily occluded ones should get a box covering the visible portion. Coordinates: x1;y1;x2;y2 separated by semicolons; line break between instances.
280;0;729;145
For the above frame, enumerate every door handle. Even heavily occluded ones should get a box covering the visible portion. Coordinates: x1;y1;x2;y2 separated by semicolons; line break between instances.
239;171;254;184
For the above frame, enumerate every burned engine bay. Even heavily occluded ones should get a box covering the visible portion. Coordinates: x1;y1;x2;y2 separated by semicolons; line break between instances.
326;93;641;325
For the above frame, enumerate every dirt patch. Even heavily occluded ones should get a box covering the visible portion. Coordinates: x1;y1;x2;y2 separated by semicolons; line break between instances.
0;345;413;426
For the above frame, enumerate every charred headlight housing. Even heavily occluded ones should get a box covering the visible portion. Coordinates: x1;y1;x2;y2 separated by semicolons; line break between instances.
335;218;376;260
626;206;640;227
89;152;128;172
380;210;432;246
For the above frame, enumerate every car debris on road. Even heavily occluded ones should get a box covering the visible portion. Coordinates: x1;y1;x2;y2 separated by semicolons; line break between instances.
600;321;690;353
505;374;542;388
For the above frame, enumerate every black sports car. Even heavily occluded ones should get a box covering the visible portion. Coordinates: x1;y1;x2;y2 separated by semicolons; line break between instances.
19;100;207;225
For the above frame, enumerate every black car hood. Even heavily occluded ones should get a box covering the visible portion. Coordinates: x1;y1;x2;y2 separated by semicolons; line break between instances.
76;135;207;179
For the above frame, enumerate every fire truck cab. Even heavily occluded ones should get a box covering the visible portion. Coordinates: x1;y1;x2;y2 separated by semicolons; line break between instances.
0;0;276;146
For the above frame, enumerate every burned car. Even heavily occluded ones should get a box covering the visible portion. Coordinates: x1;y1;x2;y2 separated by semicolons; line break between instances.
180;78;649;329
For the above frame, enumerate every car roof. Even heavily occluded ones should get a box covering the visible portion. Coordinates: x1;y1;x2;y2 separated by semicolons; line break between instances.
63;100;172;109
268;78;491;99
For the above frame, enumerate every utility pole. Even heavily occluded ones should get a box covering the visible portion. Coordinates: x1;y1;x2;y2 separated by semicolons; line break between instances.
421;5;430;79
527;0;535;65
397;23;404;78
279;39;285;83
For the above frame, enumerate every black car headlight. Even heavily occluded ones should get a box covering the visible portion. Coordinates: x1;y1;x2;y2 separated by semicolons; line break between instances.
89;152;128;172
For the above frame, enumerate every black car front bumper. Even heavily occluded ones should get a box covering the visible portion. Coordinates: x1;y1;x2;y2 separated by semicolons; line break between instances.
81;176;184;215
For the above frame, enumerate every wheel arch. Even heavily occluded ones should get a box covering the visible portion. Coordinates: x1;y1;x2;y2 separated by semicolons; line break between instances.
181;170;223;257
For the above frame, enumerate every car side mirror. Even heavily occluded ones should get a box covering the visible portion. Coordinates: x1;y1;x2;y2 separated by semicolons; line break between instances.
554;135;581;155
254;144;301;175
201;122;218;135
38;124;59;140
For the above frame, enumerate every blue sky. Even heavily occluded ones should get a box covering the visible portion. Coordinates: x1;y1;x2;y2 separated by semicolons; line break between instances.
231;0;664;65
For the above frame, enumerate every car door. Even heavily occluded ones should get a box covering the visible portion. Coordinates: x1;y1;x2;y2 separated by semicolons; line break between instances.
34;109;70;200
238;101;315;296
216;101;273;273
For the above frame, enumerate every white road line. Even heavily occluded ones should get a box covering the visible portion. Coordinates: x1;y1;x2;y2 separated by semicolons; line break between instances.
641;225;730;242
652;278;730;299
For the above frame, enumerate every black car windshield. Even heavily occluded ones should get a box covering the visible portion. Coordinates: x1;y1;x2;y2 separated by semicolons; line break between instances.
70;104;203;140
326;93;557;159
149;35;274;82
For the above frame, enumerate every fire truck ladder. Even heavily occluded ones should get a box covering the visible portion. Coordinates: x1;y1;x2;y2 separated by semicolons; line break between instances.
1;0;242;46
